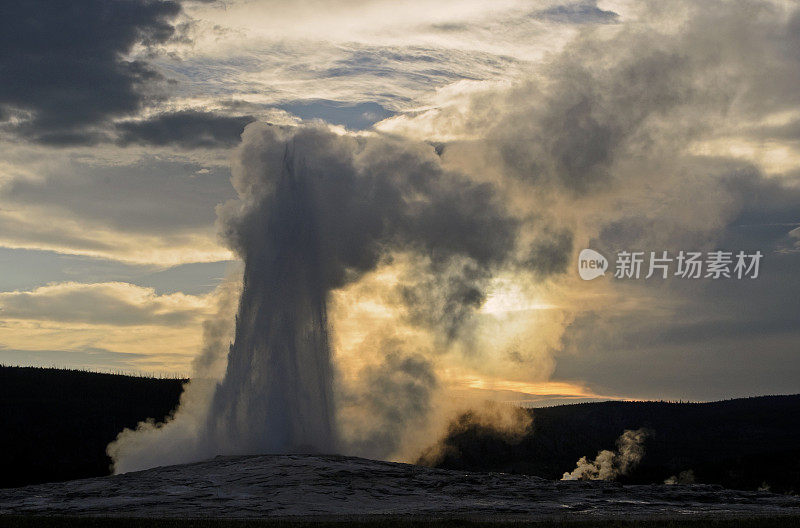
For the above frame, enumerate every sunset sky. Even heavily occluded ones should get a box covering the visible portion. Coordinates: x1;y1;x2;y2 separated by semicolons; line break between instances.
1;0;799;406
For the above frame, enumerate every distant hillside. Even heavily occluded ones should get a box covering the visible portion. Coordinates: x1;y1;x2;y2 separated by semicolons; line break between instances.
0;365;184;488
422;396;800;493
2;366;799;493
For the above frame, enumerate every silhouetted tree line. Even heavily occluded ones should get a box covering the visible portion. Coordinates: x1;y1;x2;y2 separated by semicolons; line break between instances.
420;397;800;493
2;365;799;493
0;366;184;488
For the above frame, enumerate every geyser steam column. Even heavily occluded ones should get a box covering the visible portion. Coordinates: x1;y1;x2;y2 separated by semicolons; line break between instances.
208;143;337;455
206;122;519;457
103;122;518;470
106;121;517;470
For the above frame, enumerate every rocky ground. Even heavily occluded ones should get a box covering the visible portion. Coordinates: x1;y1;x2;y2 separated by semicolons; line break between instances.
1;454;799;520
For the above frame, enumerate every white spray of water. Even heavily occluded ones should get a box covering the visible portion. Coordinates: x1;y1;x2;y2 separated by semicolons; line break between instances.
205;148;337;455
561;428;650;481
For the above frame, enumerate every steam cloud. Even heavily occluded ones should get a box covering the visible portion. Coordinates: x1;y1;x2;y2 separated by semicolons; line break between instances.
109;0;800;472
561;428;651;481
107;273;240;473
109;123;520;471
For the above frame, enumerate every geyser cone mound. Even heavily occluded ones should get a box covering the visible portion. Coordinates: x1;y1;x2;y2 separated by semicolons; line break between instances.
4;454;800;519
207;153;336;455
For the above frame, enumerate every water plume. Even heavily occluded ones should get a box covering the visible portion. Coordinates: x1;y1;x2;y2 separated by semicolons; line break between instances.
205;148;337;455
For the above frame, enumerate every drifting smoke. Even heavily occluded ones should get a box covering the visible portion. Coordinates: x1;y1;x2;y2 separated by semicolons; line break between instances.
561;428;651;481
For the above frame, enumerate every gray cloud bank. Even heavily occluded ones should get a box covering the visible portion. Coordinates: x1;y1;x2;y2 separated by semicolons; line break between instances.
115;111;257;149
0;1;253;148
0;0;179;144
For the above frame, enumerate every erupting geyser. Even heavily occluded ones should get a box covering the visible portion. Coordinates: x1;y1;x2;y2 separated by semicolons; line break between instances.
207;149;337;454
107;121;518;472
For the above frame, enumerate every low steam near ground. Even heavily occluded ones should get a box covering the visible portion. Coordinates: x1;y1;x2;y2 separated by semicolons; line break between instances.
561;428;650;481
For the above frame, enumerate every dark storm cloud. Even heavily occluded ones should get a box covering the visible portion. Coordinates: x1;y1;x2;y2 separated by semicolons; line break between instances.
32;130;112;147
0;0;182;143
115;111;256;148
